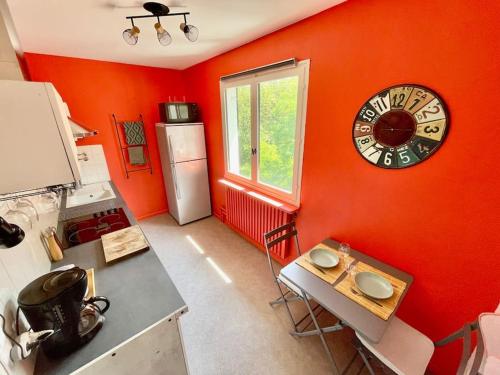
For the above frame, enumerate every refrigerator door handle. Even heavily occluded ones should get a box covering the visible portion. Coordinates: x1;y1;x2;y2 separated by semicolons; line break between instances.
172;164;181;200
167;135;175;164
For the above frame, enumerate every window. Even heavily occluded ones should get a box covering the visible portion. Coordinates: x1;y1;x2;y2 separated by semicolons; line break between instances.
220;60;309;205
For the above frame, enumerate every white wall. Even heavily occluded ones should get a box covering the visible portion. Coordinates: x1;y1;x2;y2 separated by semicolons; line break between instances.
77;145;111;185
0;204;56;292
0;196;58;375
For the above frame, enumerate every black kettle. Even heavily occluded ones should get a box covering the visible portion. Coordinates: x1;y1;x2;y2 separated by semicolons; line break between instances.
18;267;110;357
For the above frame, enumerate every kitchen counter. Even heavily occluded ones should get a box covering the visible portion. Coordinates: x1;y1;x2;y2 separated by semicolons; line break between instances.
35;182;187;375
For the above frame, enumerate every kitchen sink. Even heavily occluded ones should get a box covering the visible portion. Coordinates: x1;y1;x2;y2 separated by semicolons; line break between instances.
65;181;116;208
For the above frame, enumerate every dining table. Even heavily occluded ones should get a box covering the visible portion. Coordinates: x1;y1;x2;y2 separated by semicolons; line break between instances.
279;238;413;374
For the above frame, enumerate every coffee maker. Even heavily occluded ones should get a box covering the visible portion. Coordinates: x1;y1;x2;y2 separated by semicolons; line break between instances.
18;267;110;357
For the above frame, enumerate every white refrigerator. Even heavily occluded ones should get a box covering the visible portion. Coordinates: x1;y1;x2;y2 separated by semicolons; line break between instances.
156;123;212;225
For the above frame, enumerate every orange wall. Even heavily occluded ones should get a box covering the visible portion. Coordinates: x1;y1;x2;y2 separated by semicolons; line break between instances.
22;0;500;372
183;0;500;373
25;53;187;219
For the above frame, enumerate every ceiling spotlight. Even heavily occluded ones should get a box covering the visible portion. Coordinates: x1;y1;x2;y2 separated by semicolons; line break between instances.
180;22;199;42
123;24;140;45
154;20;172;46
180;14;198;42
123;2;198;46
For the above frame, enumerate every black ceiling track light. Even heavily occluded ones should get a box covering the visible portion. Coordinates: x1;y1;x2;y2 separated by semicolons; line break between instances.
122;2;198;46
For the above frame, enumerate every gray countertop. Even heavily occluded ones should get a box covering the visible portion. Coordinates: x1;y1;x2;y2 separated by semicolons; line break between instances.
35;183;187;375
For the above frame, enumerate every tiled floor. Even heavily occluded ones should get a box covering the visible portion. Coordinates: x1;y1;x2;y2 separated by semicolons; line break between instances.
140;214;376;375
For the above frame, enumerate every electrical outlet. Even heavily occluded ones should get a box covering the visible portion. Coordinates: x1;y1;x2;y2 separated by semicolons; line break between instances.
0;288;16;375
0;289;34;375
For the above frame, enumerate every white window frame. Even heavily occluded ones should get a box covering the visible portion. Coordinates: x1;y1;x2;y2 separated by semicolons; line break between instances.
220;60;310;206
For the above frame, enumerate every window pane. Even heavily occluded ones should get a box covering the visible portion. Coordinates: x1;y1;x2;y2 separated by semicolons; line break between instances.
225;85;251;179
258;76;299;192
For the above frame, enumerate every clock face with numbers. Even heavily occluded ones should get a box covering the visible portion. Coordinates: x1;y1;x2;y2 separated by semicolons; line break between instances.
353;84;449;169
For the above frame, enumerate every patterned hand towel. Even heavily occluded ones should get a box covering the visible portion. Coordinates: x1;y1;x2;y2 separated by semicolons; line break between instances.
123;121;146;145
128;146;146;165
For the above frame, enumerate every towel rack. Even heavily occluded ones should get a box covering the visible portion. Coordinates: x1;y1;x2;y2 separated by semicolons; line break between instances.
112;114;153;178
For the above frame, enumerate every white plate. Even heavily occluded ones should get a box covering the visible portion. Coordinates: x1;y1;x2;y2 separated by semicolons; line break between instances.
309;248;339;269
355;272;394;299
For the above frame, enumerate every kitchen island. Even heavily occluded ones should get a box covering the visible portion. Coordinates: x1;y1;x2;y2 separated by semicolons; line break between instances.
35;183;188;375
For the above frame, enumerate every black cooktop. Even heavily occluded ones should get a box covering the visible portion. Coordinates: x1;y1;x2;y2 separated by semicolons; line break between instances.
62;208;131;248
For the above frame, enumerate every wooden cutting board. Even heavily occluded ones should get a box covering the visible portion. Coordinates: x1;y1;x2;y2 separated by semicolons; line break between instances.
101;225;149;263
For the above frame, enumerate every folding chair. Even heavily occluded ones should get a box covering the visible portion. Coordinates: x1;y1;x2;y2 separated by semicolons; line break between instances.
353;302;500;375
264;222;311;333
478;309;500;374
354;317;434;375
264;222;343;373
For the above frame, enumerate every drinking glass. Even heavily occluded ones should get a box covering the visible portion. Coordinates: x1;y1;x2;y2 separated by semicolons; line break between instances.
36;192;60;213
346;261;357;283
2;198;39;231
3;208;32;230
339;242;350;268
0;201;8;217
11;198;39;222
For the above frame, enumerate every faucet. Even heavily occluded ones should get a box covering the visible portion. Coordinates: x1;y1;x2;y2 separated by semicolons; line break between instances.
77;152;88;162
68;180;83;196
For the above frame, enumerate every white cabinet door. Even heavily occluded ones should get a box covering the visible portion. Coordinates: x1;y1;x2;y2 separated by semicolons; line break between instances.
75;316;189;375
0;81;79;194
45;83;82;183
0;81;76;194
166;124;206;163
173;159;211;225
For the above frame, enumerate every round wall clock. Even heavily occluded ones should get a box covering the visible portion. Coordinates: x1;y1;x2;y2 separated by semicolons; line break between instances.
352;84;449;169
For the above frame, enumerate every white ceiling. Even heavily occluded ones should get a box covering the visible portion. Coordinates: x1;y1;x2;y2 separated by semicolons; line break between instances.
6;0;345;70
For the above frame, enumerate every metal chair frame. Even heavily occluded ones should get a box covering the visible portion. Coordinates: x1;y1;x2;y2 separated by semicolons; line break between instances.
264;222;344;374
265;222;304;328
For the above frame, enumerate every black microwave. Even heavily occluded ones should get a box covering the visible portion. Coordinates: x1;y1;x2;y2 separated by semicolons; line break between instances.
159;102;200;123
